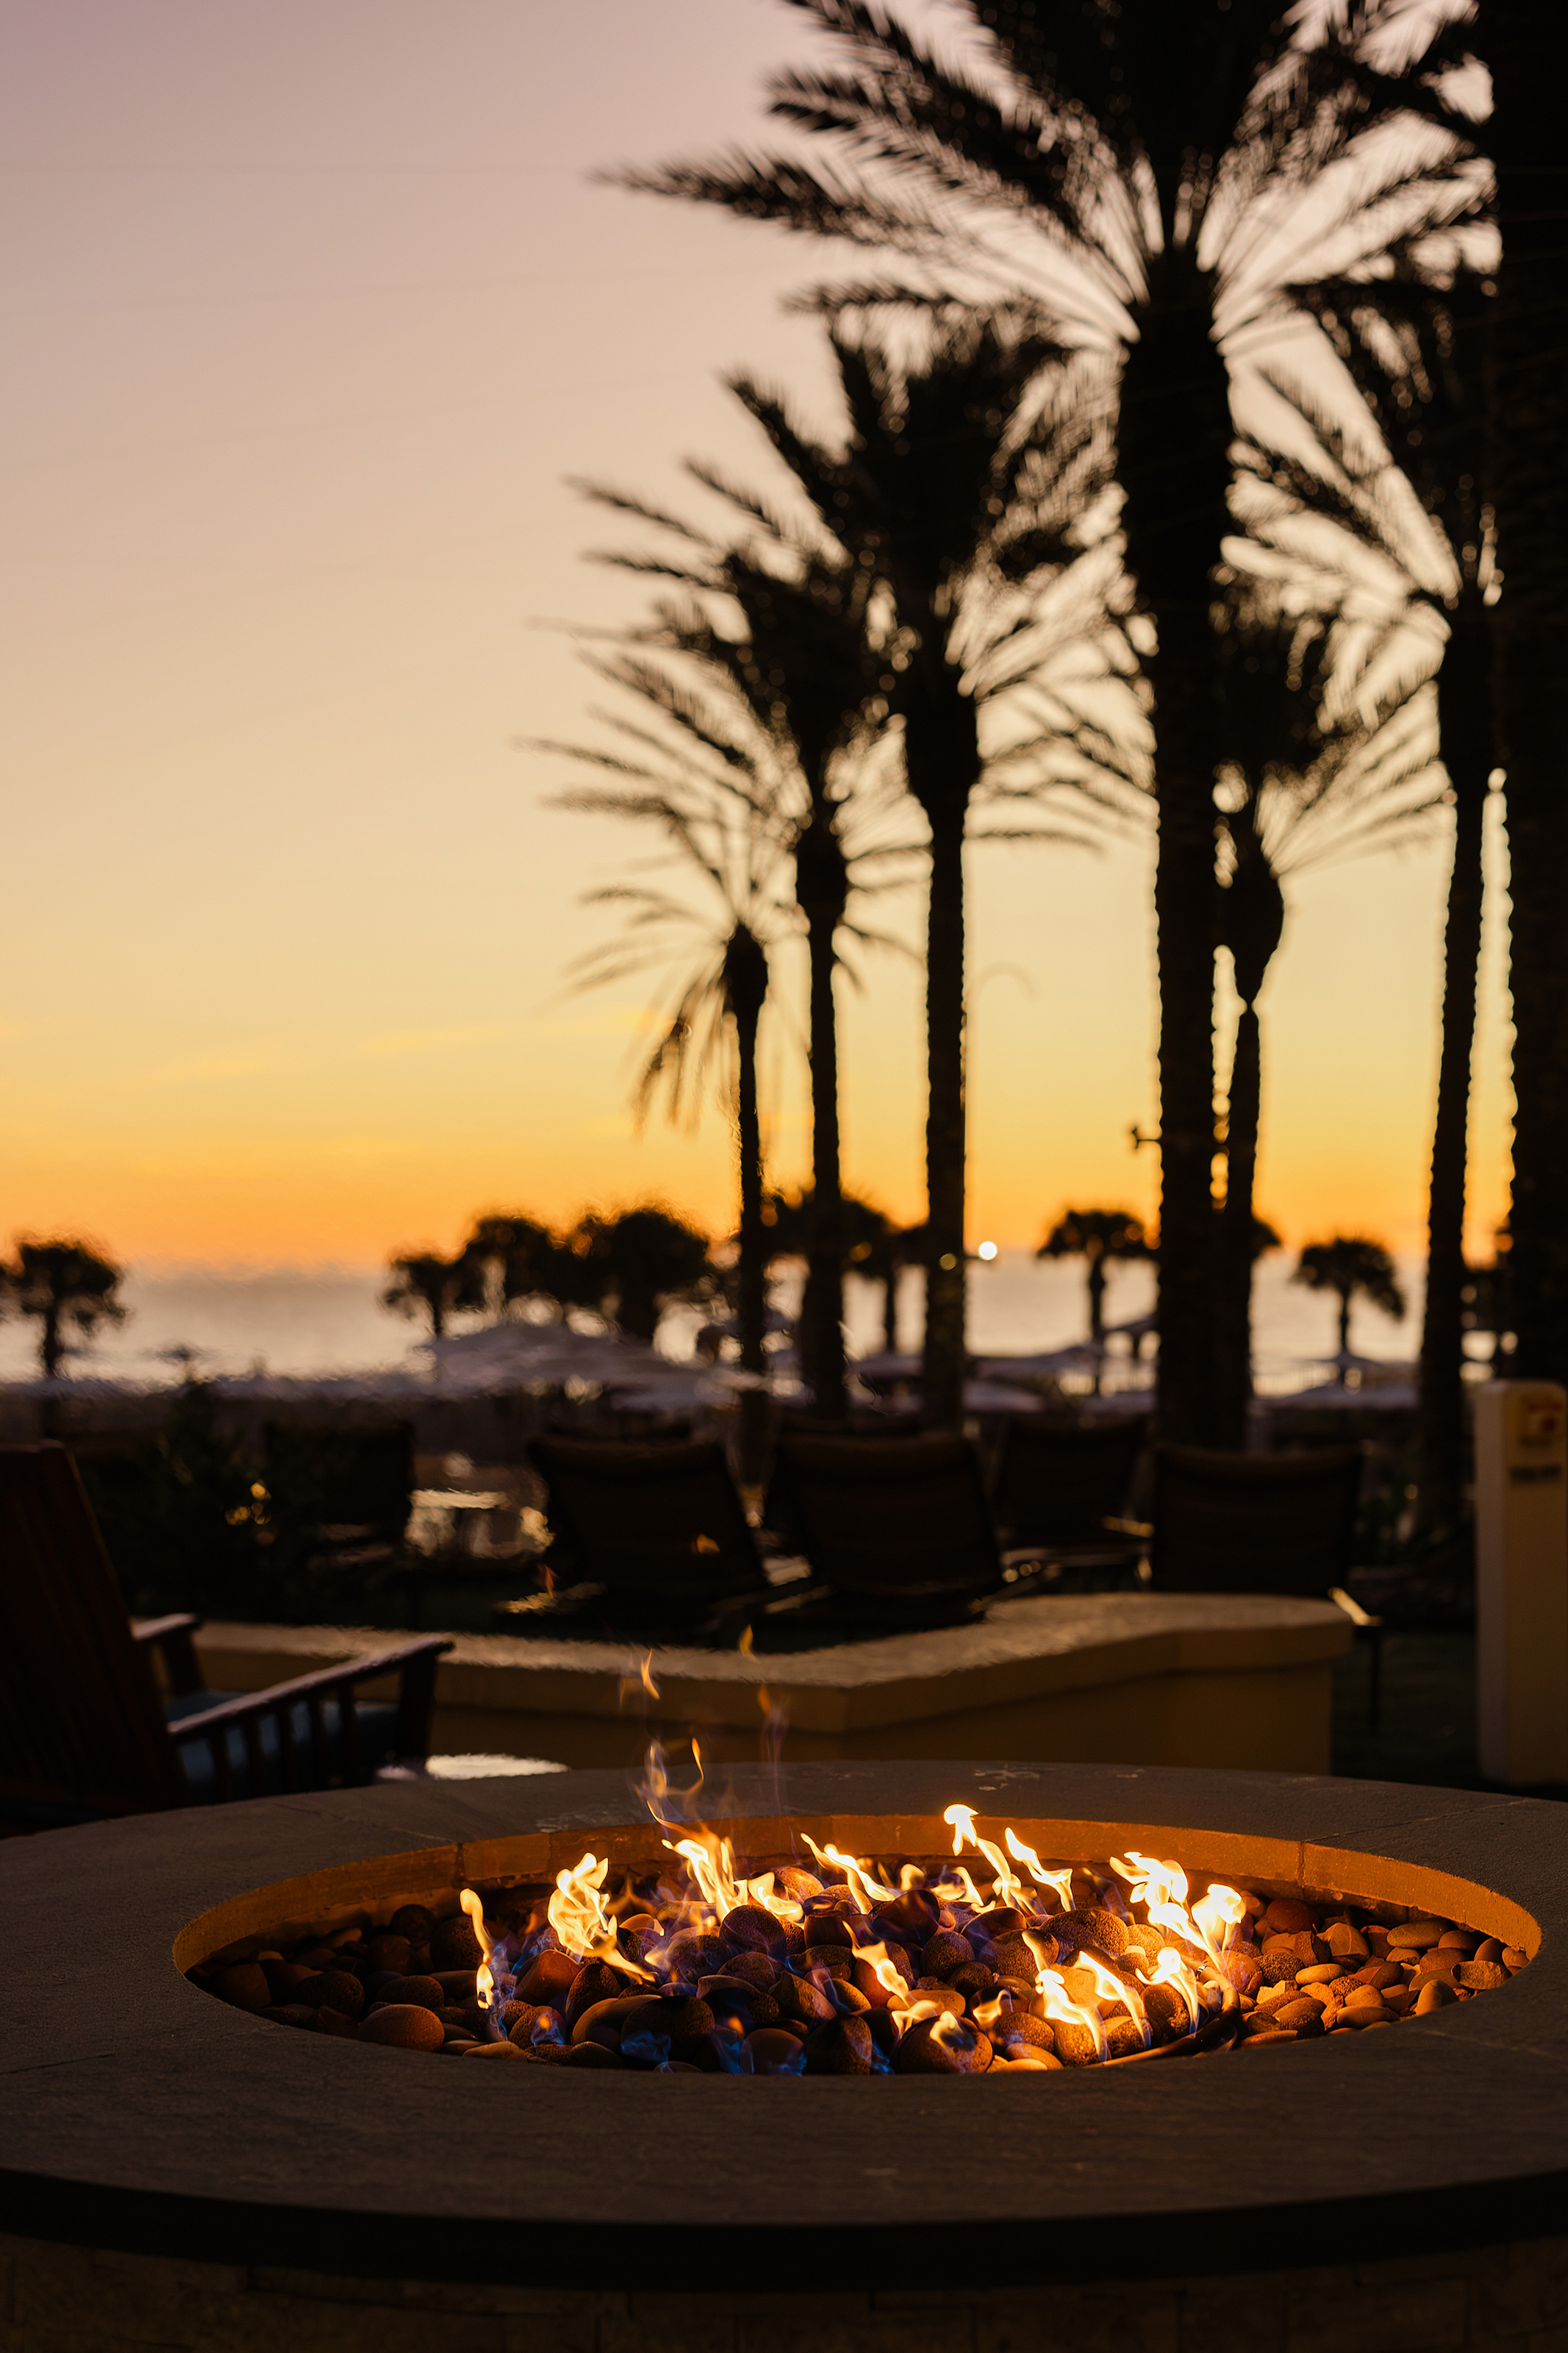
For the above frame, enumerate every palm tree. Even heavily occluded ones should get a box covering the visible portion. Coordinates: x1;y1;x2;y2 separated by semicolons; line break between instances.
570;471;909;1422
9;1237;126;1379
763;1186;916;1360
382;1249;485;1343
1292;1235;1407;1376
548;732;788;1469
1480;7;1568;1389
462;1213;591;1322
624;0;1469;1440
1038;1210;1152;1382
562;1205;715;1344
702;309;1122;1426
1208;596;1443;1441
1241;230;1494;1527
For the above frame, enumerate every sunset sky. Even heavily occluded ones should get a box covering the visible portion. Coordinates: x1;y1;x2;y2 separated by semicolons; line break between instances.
4;0;1513;1274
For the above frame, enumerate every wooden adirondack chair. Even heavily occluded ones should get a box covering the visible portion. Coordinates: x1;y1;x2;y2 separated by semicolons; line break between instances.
0;1443;450;1826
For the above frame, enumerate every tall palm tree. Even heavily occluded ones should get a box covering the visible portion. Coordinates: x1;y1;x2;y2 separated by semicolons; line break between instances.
1292;1235;1407;1376
1480;4;1568;1389
624;0;1472;1440
709;309;1122;1425
1208;598;1443;1440
1240;231;1493;1527
571;475;908;1421
545;709;790;1471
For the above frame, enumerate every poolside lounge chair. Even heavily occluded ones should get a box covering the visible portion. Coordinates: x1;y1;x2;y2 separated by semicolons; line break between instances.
0;1443;450;1825
988;1411;1152;1563
768;1431;1004;1629
1149;1442;1383;1721
526;1435;769;1629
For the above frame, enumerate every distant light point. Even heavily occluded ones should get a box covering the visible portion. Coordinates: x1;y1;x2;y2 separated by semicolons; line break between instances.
977;1240;998;1261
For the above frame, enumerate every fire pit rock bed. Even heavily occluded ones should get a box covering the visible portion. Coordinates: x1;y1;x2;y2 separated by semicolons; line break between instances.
3;1761;1568;2353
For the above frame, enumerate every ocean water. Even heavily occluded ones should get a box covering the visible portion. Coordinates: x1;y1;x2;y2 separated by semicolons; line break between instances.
0;1250;1426;1390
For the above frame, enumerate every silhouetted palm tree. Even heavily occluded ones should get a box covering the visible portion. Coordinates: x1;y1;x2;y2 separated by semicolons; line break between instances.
692;309;1123;1425
570;465;910;1421
1241;228;1493;1524
1038;1210;1152;1383
1208;597;1442;1440
549;744;787;1465
623;0;1469;1441
562;1205;715;1345
1292;1235;1407;1375
462;1213;592;1321
382;1249;485;1343
8;1236;126;1379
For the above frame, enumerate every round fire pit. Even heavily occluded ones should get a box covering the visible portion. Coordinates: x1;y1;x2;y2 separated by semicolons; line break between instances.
3;1760;1567;2350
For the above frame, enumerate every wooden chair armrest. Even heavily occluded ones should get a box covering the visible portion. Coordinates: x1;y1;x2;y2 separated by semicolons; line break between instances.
1328;1585;1383;1629
168;1637;452;1801
132;1613;205;1698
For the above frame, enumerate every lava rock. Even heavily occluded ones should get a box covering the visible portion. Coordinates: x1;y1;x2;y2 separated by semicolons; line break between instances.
892;2015;992;2076
1457;1958;1508;1991
1263;1898;1316;1937
698;1975;781;2032
722;1904;787;1958
746;2027;806;2075
802;2016;877;2075
429;1913;484;1971
1068;1907;1128;1957
920;1931;974;1979
803;1913;854;1950
388;1904;434;1943
910;1977;967;2019
968;1907;1027;1940
363;1935;413;1977
948;1963;999;2003
515;1949;579;2010
370;1974;440;2015
212;1963;272;2013
564;1962;624;2032
775;1971;835;2027
986;2010;1055;2060
719;1949;782;1993
359;2004;444;2051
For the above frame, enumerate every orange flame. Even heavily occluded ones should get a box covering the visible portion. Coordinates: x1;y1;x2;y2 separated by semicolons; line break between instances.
1075;1949;1150;2047
1139;1943;1203;2033
459;1888;495;2013
548;1851;651;1978
1004;1829;1075;1917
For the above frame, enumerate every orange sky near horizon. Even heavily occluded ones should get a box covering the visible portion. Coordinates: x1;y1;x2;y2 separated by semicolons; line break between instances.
2;1;1514;1276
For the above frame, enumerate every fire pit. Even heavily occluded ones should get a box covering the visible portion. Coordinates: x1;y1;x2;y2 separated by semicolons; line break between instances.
3;1760;1567;2351
185;1764;1527;2076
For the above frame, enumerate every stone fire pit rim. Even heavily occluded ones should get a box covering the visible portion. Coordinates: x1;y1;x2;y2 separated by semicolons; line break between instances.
2;1758;1565;2293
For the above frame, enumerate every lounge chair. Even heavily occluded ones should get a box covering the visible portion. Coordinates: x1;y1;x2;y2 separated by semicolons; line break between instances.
525;1435;769;1629
767;1431;1004;1629
988;1411;1152;1572
0;1443;450;1825
1149;1442;1383;1721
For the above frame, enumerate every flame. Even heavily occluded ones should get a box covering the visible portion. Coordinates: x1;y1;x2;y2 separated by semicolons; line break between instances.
856;1939;914;2006
459;1888;495;2013
1075;1949;1150;2047
944;1813;1026;1913
636;1738;704;1831
1190;1883;1246;1969
1139;1944;1203;2033
802;1837;895;1913
617;1651;661;1707
548;1852;651;1977
943;1803;977;1856
1004;1829;1076;1917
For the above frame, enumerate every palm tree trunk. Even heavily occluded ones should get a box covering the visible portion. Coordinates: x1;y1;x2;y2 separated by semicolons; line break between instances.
920;793;968;1429
1087;1257;1107;1347
725;926;770;1488
42;1304;62;1382
1338;1291;1352;1372
1120;253;1231;1446
796;812;848;1421
1214;1002;1262;1449
1487;1;1568;1387
1416;618;1492;1538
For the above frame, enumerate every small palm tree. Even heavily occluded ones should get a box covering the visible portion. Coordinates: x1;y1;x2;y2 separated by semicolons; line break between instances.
9;1236;126;1379
1038;1211;1153;1358
561;1205;715;1345
382;1250;485;1343
1209;595;1442;1440
1292;1237;1407;1377
551;750;787;1469
462;1213;590;1322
